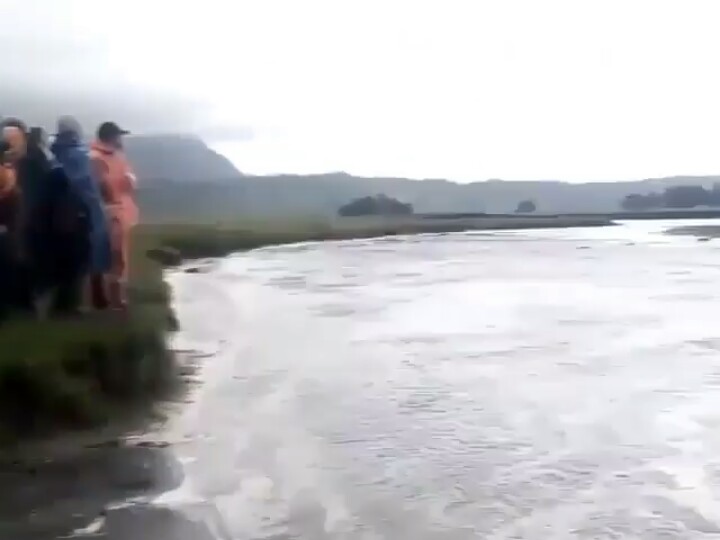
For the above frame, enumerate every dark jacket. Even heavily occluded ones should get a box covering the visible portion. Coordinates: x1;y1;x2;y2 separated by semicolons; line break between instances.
0;187;22;259
16;146;53;227
0;184;24;316
16;144;90;288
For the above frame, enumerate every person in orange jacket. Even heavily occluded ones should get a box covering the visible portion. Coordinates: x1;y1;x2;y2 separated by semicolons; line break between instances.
89;122;139;310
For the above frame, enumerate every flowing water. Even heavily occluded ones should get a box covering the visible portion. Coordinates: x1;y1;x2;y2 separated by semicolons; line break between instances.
69;221;720;537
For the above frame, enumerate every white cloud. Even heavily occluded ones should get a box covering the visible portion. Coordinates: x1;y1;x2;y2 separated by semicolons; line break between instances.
1;0;719;180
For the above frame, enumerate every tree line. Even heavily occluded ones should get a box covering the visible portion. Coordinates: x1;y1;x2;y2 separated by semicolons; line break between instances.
621;184;720;210
338;194;413;217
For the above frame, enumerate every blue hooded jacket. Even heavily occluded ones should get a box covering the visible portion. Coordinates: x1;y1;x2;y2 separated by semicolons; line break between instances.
51;131;111;274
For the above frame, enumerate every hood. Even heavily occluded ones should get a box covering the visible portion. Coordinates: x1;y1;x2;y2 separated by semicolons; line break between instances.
52;130;83;150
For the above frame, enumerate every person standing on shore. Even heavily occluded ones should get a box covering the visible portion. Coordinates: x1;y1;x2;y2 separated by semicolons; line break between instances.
52;117;111;312
1;119;47;315
31;126;88;316
89;122;138;310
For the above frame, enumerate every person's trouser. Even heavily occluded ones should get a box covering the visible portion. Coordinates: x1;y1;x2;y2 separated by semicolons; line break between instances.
0;233;32;320
49;232;90;316
108;214;132;309
52;276;85;315
23;229;54;317
90;274;109;310
0;237;15;322
107;278;129;310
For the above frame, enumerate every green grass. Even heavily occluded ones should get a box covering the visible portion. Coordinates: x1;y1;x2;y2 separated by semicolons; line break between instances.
0;226;175;443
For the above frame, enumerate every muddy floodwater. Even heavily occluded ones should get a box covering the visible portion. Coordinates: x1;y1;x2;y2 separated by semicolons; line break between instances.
9;220;720;539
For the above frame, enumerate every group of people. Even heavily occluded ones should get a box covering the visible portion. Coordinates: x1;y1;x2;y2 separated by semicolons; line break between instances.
0;118;139;321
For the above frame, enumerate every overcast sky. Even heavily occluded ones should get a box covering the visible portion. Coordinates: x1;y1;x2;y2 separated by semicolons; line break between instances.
2;0;719;181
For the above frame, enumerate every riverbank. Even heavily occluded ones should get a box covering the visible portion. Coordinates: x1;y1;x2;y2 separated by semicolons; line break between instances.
0;215;613;447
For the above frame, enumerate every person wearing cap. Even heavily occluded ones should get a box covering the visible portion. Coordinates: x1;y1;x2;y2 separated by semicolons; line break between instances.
52;117;111;313
89;121;138;310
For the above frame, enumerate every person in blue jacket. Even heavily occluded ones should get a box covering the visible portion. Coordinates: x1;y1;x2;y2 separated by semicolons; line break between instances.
51;116;111;311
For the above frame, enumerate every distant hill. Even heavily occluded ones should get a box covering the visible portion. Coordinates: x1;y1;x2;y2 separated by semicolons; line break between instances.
124;135;720;221
125;135;242;183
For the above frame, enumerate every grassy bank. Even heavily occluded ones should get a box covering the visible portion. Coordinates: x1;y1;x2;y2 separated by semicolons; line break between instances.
0;215;612;444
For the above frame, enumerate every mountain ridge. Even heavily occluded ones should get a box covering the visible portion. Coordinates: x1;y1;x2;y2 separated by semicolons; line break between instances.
124;134;242;183
123;135;720;220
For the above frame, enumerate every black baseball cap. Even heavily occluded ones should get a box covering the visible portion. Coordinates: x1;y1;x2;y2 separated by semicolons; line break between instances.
97;121;130;141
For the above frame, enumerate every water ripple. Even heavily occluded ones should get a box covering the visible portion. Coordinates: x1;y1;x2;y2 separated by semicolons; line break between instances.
160;220;720;539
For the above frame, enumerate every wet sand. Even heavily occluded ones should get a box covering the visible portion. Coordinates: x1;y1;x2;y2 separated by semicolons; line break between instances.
0;444;191;538
0;354;214;539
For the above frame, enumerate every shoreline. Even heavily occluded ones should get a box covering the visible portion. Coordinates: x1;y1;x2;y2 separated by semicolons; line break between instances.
0;215;615;451
5;214;720;538
0;216;619;538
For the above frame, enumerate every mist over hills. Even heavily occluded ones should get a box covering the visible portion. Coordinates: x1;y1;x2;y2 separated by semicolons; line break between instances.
125;135;720;221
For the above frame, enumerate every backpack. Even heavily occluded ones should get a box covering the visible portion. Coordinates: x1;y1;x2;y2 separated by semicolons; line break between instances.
49;167;89;236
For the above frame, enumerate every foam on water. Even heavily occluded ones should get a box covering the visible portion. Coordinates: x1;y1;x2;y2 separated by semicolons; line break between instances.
155;220;720;539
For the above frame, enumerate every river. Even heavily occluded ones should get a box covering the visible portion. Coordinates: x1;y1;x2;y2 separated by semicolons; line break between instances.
23;220;720;538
